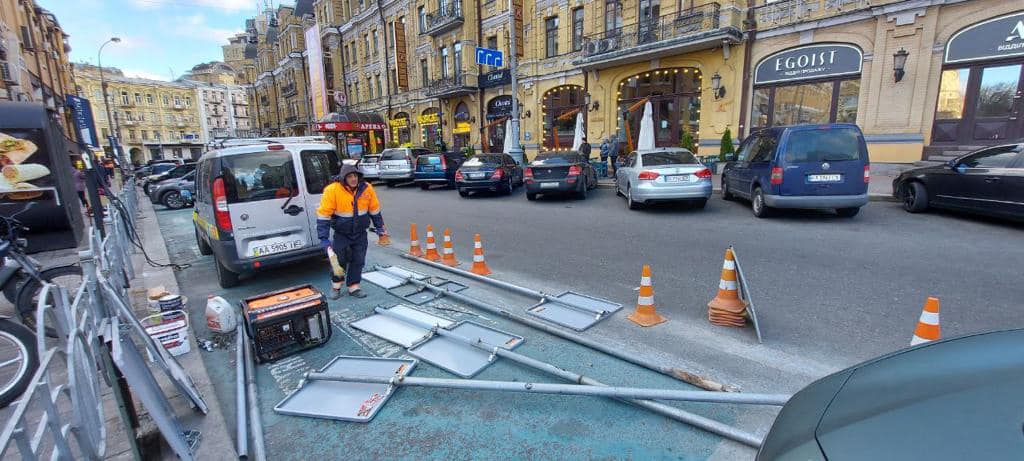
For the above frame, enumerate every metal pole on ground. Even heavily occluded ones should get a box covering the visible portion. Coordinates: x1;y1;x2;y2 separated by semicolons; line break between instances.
377;266;735;392
236;322;248;459
243;330;266;461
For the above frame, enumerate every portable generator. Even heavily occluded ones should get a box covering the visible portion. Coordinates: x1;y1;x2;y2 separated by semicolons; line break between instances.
241;284;332;363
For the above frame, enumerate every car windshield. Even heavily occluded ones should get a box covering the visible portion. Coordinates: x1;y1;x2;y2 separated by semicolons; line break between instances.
463;155;503;167
531;153;578;165
360;156;380;164
642;151;697;166
153;164;176;174
417;155;441;165
380;149;409;161
220;151;299;203
784;128;862;163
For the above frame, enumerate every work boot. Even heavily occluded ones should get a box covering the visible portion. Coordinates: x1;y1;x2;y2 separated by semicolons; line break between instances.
329;288;342;300
348;288;366;299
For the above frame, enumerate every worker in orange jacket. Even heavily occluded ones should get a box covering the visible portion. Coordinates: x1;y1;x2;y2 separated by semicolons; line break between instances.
317;164;387;299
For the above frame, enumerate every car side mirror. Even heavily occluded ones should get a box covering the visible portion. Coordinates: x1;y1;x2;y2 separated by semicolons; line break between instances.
946;159;956;169
724;153;736;162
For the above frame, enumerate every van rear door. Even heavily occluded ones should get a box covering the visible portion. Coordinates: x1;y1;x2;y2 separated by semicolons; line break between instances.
779;126;868;196
221;150;313;260
298;148;342;238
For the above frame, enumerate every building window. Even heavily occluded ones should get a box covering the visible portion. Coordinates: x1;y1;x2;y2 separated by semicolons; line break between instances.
376;75;383;98
368;77;374;99
572;8;584;52
440;46;449;78
363;35;370;57
146;93;154;104
186;97;192;107
174;96;181;106
120;91;129;105
453;43;462;78
545;17;559;58
142;131;149;140
420;59;429;87
486;36;498;52
128;130;136;140
605;0;623;35
163;94;170;105
372;30;379;55
418;6;426;32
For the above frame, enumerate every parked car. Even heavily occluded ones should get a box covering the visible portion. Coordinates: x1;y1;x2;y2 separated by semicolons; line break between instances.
455;153;524;197
758;328;1024;460
149;170;196;210
414;151;466;190
721;124;870;218
143;162;195;195
136;162;175;181
193;137;340;288
524;151;598;201
358;154;381;180
379;147;431;187
893;143;1023;221
615;148;712;209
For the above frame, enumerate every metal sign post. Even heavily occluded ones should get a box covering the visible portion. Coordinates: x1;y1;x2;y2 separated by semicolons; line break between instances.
506;0;524;164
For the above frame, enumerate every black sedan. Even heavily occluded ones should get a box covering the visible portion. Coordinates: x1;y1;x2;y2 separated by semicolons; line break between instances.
454;153;524;197
758;329;1024;460
524;151;598;201
894;143;1023;221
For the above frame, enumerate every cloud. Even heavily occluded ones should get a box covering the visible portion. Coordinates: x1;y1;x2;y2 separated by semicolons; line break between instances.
163;13;242;44
122;69;172;81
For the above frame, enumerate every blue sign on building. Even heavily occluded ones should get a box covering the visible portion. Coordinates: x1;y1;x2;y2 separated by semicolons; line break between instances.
65;95;100;148
475;47;504;67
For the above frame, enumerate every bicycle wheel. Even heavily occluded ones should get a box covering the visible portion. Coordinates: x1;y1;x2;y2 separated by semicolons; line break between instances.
16;265;84;337
0;318;38;408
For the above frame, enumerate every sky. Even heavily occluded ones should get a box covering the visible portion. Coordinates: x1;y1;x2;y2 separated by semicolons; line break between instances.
40;0;264;81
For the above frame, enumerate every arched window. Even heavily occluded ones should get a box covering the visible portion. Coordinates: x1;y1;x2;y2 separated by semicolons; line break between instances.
617;68;701;150
542;85;585;150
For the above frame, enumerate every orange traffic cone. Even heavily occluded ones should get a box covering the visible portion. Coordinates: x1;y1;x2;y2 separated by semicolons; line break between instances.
441;228;459;267
407;223;424;257
470;234;492;276
911;297;941;345
627;265;666;327
423;225;441;261
707;247;748;327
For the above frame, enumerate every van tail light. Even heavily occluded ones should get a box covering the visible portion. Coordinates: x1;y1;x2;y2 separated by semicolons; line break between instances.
568;165;582;176
212;177;232;232
455;170;464;182
770;167;784;185
637;171;660;180
440;155;447;171
491;168;504;180
694;168;712;179
268;144;284;151
524;167;533;183
863;165;870;184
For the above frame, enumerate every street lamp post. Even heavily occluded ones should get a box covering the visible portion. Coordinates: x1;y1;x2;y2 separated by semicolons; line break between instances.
506;0;524;164
97;37;123;166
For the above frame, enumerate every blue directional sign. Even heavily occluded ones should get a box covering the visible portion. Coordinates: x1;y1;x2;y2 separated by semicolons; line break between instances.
475;47;504;67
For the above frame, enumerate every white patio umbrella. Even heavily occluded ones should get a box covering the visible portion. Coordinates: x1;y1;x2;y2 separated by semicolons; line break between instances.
501;119;514;154
637;101;655;151
571;112;585;151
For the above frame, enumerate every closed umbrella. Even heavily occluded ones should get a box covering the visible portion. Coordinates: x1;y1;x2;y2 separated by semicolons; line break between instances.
637;101;655;151
502;119;514;154
571;112;585;151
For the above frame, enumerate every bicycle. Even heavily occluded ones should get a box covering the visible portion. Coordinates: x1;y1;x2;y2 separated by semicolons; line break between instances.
0;315;37;408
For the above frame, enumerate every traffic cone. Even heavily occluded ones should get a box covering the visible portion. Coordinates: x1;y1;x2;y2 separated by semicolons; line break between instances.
423;225;441;261
407;223;424;257
470;234;492;276
708;247;749;327
627;265;666;327
441;228;459;267
911;297;941;346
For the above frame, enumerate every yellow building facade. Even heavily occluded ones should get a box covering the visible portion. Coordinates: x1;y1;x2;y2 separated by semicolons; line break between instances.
247;3;317;138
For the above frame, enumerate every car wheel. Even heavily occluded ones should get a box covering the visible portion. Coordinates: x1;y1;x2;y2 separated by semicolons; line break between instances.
901;181;928;213
836;207;860;218
751;187;771;218
694;198;708;209
627;185;640;210
526;192;537;201
196;228;213;255
162;191;185;209
504;177;513;195
615;178;624;197
458;189;469;198
215;257;239;288
721;175;734;201
419;183;430;190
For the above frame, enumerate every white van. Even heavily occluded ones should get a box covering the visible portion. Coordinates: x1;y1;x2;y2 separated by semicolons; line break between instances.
193;137;341;287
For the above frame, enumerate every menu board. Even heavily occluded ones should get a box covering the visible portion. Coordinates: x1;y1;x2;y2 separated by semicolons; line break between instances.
0;128;58;203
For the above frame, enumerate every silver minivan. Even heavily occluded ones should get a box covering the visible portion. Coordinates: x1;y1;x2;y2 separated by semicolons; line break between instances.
378;147;431;187
193;137;341;287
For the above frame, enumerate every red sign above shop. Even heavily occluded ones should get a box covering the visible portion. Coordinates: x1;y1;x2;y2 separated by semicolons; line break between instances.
315;121;386;132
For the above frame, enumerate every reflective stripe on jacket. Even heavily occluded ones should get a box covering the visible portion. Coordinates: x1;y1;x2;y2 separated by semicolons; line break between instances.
316;181;382;239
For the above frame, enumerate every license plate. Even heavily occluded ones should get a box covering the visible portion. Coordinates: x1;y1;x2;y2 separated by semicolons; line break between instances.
470;173;485;179
248;237;305;258
666;175;691;183
540;182;559;189
422;166;435;171
807;174;842;183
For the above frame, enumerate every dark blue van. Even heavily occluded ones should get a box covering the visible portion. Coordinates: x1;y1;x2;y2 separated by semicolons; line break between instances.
721;124;870;218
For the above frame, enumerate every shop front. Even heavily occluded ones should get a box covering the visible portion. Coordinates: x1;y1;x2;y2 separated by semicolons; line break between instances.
314;112;387;158
452;102;472;151
484;95;512;153
418;108;442;150
389;112;412;147
617;68;701;151
542;85;586;151
750;44;862;130
932;11;1024;146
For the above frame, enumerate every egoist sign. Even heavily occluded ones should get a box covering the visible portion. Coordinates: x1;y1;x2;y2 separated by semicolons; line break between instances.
755;43;863;85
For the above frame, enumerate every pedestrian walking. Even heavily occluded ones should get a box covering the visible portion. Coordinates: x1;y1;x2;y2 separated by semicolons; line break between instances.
599;139;610;178
316;164;388;299
72;162;90;214
608;137;619;175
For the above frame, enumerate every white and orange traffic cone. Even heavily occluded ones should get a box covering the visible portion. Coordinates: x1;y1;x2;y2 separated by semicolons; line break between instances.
423;225;441;261
470;234;492;276
627;265;666;327
408;223;424;257
707;247;748;327
441;228;459;267
911;297;941;345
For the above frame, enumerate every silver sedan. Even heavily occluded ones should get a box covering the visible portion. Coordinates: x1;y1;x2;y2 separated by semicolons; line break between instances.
615;148;713;209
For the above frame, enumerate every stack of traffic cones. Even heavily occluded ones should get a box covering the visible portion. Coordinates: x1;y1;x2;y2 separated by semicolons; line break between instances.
470;234;492;276
423;225;441;261
407;223;424;257
707;248;748;327
627;265;666;327
910;297;941;345
441;228;459;266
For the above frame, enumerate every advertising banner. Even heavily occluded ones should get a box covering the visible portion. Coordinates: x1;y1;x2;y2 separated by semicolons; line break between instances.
305;27;329;121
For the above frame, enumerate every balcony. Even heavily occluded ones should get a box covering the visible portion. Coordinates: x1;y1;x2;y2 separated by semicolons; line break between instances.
172;104;185;110
423;2;464;36
2;62;15;83
281;83;297;98
425;73;476;98
574;2;742;70
752;0;872;31
122;119;137;126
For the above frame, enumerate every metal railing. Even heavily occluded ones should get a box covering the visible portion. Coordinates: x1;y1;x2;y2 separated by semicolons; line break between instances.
752;0;871;30
425;72;475;97
1;181;207;460
424;2;464;35
280;83;297;97
579;3;722;58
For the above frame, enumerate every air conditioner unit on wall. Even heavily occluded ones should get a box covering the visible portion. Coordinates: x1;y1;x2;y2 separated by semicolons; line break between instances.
585;41;600;55
599;38;618;53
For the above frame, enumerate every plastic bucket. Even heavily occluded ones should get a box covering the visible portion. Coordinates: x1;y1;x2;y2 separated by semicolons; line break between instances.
142;310;191;359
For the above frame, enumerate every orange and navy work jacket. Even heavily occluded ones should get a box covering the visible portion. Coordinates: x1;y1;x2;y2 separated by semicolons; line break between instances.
316;178;383;240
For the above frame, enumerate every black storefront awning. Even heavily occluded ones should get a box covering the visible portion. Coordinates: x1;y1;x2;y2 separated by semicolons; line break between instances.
315;112;386;131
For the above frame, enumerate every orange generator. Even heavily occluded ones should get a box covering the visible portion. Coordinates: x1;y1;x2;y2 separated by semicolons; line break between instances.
241;284;332;363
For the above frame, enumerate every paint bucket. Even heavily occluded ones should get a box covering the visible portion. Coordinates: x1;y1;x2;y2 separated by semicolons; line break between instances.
158;294;185;312
142;310;191;359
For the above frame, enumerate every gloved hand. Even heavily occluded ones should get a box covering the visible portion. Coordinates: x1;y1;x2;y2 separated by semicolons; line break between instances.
320;239;331;250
